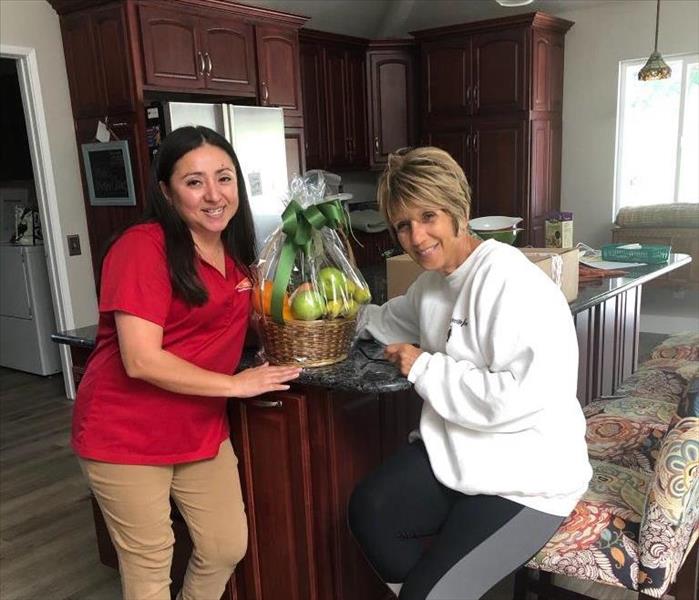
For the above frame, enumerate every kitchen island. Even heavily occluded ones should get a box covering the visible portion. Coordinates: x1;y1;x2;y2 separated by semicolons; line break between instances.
52;252;691;600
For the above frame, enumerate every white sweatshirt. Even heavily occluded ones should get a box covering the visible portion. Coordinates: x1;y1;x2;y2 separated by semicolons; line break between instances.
361;240;592;516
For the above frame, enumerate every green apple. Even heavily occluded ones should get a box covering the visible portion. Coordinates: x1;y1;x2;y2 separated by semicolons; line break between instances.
291;289;326;321
353;285;372;304
342;299;359;318
318;267;348;299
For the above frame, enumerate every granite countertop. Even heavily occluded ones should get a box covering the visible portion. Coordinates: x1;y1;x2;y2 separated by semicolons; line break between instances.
51;326;410;394
51;254;690;394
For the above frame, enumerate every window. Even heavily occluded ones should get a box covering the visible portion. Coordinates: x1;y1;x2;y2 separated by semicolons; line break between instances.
614;53;698;212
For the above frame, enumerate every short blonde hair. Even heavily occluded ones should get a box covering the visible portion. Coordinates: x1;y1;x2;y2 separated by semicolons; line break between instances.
377;146;472;238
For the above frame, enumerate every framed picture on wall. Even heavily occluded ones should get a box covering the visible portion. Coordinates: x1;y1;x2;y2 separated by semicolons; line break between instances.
81;140;136;206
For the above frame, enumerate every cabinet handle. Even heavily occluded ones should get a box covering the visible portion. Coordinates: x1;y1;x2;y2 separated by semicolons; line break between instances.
250;399;283;408
466;133;471;152
197;51;205;77
261;81;269;104
474;83;480;109
204;52;212;76
474;131;480;154
466;85;472;107
374;136;379;152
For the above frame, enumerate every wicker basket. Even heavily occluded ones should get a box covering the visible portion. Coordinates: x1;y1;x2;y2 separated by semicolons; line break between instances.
259;315;357;367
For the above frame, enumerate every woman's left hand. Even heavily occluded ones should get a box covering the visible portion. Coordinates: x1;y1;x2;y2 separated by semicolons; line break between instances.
384;343;424;376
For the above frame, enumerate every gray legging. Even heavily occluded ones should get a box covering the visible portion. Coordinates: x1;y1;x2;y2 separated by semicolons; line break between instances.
348;441;565;600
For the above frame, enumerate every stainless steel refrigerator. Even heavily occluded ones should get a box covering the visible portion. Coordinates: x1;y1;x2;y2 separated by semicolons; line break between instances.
162;102;288;252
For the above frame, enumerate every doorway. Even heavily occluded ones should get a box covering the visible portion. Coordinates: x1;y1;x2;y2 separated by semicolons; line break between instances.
1;46;76;398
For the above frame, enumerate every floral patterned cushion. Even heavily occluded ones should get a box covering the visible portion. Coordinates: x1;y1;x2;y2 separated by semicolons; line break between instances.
526;460;649;590
615;359;699;405
638;417;699;597
649;332;699;361
584;397;675;473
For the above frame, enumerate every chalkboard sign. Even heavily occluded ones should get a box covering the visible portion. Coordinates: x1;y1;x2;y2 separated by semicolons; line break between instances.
81;140;136;206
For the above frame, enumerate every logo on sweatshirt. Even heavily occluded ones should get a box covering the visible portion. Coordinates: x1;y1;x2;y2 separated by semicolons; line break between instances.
446;317;469;342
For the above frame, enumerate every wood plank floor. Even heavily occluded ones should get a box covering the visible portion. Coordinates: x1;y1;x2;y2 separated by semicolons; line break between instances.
0;367;121;600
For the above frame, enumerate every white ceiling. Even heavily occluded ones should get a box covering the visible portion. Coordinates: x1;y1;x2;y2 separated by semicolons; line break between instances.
240;0;612;38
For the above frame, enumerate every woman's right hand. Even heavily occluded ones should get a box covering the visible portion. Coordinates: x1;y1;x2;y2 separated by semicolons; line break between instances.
230;362;302;398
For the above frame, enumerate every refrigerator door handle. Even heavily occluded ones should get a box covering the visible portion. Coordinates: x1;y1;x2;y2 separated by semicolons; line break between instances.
222;104;232;142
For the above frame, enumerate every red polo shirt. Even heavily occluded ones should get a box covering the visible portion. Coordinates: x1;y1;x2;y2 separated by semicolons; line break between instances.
72;222;251;465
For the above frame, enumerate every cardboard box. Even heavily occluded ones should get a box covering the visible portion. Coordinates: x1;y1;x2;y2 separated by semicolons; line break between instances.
520;247;579;302
386;253;424;299
386;247;579;302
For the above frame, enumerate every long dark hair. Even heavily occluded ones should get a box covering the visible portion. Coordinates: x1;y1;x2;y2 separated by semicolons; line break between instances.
100;126;257;306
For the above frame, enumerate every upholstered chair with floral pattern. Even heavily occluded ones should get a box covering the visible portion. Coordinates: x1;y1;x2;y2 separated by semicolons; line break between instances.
514;333;699;600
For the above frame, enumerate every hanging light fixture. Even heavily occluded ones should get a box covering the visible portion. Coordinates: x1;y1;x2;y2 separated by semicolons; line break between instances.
638;0;672;81
495;0;534;6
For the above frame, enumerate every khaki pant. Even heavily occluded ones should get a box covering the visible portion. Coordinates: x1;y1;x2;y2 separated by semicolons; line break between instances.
80;439;247;600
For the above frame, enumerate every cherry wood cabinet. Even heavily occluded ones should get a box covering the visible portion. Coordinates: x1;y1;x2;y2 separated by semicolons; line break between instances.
228;386;421;600
256;24;304;127
60;5;135;118
366;41;417;169
229;392;316;600
472;28;527;115
74;113;149;282
414;12;573;246
299;30;369;171
299;41;326;169
49;0;307;281
284;126;306;183
425;118;529;225
138;5;257;96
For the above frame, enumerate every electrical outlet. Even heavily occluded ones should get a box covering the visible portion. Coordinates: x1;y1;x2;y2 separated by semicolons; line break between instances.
67;234;81;256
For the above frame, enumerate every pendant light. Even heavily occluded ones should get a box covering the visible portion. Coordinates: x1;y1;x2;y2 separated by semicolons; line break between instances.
495;0;534;6
638;0;672;81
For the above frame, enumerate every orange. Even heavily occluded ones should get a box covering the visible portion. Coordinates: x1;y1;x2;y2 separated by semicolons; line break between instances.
252;280;293;321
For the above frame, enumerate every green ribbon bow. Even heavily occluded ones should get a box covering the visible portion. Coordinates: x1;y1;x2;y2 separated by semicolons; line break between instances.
270;198;347;324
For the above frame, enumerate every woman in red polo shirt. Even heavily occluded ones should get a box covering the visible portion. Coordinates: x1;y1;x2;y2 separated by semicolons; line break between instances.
72;126;301;600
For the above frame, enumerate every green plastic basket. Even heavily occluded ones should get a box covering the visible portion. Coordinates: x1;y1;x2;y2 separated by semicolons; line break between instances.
601;243;671;264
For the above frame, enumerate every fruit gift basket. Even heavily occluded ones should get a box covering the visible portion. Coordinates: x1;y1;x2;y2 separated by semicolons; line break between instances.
252;174;372;367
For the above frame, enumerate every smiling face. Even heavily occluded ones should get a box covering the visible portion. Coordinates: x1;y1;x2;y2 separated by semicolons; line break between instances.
160;143;239;244
392;205;472;275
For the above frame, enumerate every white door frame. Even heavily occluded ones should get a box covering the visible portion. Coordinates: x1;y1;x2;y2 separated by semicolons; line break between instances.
2;44;76;398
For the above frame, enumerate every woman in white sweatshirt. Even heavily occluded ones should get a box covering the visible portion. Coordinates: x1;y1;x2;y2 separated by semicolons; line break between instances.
348;147;592;600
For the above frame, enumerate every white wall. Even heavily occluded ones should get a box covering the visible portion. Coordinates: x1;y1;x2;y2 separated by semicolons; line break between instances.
556;0;699;247
0;0;98;328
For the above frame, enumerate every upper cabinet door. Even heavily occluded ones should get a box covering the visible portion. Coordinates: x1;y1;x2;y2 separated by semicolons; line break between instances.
300;42;326;170
346;49;369;168
92;5;134;114
139;5;204;90
532;29;565;113
470;118;527;234
324;46;351;168
256;25;303;121
367;48;416;168
200;17;257;95
472;29;527;114
422;39;471;125
61;12;106;118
